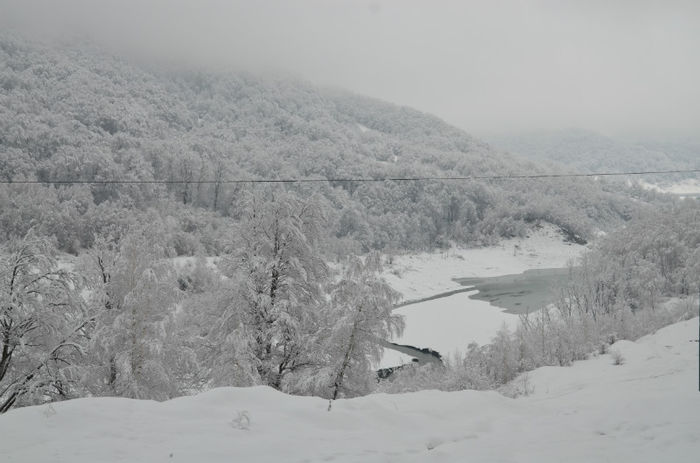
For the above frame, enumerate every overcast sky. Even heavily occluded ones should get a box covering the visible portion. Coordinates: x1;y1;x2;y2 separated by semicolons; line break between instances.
2;0;698;138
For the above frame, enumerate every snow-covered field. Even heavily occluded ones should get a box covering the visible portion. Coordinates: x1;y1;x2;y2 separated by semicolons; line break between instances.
2;318;697;463
379;226;585;367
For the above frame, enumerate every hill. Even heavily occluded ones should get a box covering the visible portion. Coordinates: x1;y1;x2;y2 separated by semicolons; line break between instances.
1;317;697;462
486;128;699;184
0;33;668;254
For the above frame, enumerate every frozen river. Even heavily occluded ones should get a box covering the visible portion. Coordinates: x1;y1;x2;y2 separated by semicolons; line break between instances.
380;268;570;368
453;267;570;314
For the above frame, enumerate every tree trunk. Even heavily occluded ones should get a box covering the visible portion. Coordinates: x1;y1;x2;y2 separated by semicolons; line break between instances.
328;306;362;411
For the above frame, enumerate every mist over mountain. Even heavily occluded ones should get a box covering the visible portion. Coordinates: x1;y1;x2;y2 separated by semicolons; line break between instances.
0;33;670;254
486;129;699;184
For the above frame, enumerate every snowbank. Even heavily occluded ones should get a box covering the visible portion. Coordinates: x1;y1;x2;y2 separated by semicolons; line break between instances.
3;318;697;463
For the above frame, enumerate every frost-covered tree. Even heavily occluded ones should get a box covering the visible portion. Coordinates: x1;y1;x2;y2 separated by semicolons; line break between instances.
0;32;654;254
222;192;329;391
170;256;240;391
78;229;180;400
324;253;403;406
0;236;88;413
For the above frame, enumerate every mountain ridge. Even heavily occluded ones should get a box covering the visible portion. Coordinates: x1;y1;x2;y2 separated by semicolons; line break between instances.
0;32;669;253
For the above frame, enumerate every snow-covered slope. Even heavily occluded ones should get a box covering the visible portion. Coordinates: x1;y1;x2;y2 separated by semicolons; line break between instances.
2;318;697;463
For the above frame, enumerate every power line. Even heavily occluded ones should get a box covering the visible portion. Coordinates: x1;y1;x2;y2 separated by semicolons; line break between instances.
0;169;698;185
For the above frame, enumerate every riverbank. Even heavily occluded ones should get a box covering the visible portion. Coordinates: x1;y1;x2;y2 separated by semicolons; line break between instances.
381;224;586;302
378;225;586;368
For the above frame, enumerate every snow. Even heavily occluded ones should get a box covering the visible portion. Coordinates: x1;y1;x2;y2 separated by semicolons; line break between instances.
378;225;584;367
55;255;77;272
170;255;220;270
2;318;697;463
356;122;371;133
378;347;415;368
639;178;700;196
382;224;585;301
391;291;519;360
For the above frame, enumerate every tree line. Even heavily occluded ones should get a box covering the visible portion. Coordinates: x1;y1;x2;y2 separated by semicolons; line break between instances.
0;192;406;412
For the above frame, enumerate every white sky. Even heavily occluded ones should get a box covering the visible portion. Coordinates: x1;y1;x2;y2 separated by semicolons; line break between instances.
1;0;698;138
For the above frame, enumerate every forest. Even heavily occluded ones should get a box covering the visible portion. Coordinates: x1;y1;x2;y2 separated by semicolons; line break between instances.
0;33;697;413
0;32;673;255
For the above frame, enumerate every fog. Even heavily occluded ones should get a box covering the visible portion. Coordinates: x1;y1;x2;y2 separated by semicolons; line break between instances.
2;0;698;138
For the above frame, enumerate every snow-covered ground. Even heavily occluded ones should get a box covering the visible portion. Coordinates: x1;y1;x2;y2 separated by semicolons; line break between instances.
2;318;697;463
379;292;522;368
390;291;520;358
356;122;371;133
382;225;584;301
638;178;700;197
170;255;221;270
378;226;585;367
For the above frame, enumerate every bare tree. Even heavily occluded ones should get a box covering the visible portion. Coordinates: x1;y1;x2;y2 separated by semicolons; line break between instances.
78;229;180;400
0;236;88;413
327;253;403;409
225;192;329;390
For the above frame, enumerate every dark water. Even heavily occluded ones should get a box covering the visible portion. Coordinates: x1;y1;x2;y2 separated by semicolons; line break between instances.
453;267;571;314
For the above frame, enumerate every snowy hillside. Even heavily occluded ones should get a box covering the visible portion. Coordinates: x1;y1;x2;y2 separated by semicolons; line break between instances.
2;318;697;463
0;32;659;256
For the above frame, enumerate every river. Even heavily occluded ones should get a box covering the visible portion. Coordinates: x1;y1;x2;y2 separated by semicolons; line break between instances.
380;267;570;368
453;267;570;315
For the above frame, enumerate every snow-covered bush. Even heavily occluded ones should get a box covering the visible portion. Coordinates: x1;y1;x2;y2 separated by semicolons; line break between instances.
610;350;625;366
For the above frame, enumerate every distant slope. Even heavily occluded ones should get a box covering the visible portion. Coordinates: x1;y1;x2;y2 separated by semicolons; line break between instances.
1;317;697;462
486;128;699;183
0;33;670;253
